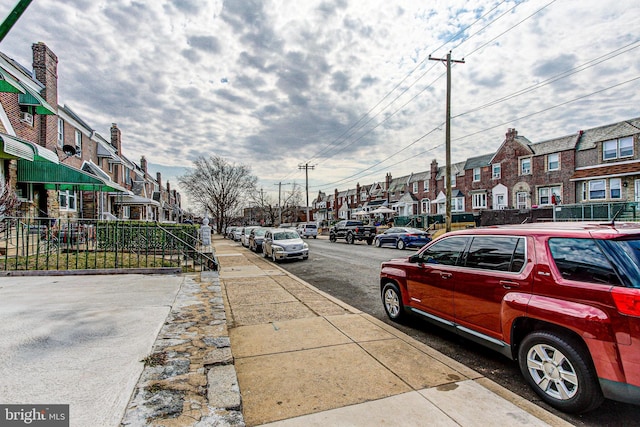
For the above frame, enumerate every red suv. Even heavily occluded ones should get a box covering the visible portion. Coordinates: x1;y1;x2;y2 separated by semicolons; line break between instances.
380;222;640;413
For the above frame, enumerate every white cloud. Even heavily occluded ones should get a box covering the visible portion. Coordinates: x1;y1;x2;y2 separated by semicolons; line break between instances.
0;0;638;200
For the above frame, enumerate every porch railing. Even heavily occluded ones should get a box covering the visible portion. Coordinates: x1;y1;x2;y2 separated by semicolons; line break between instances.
0;217;218;273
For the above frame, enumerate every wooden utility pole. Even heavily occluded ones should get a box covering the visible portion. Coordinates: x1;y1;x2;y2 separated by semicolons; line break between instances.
429;51;465;232
298;163;315;223
0;0;32;43
274;182;291;226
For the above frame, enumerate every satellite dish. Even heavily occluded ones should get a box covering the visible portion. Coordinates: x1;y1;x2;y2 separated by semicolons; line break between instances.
62;144;77;157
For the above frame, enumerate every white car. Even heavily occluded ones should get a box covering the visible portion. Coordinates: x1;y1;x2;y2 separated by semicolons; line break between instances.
241;226;259;247
296;223;318;239
263;229;309;262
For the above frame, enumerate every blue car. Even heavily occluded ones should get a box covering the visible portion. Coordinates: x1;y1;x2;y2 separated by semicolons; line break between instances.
374;227;431;250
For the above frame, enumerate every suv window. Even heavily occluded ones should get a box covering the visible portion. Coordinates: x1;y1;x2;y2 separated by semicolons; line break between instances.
465;236;525;272
305;224;317;229
549;238;621;285
421;236;469;266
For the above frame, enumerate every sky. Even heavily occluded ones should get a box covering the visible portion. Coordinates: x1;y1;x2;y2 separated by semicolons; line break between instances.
0;0;638;208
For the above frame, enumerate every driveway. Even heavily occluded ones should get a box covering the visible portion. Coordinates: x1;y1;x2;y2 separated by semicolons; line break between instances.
0;274;183;427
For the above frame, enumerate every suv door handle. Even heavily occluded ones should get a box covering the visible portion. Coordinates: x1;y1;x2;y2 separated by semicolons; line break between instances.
440;272;452;279
500;280;520;289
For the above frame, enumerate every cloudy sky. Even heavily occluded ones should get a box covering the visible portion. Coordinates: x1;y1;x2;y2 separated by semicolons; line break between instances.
0;0;638;205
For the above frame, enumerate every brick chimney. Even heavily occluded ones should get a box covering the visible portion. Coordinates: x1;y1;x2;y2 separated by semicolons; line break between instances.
506;128;518;141
110;123;122;154
140;156;147;174
32;42;58;150
156;172;162;189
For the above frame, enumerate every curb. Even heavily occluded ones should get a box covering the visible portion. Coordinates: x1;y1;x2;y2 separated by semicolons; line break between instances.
120;272;245;426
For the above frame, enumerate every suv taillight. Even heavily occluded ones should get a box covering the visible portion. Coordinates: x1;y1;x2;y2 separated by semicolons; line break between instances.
612;287;640;317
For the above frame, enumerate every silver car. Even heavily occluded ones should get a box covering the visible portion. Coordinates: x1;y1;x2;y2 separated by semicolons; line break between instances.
263;229;309;262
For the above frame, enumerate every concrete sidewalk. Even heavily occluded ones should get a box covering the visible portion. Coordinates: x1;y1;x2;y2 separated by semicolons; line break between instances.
214;237;571;427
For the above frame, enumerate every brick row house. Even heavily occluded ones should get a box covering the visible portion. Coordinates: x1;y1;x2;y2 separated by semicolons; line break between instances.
313;117;640;222
0;42;183;221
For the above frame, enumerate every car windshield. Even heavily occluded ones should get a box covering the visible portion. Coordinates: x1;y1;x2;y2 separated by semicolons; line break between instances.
254;229;267;236
274;231;300;240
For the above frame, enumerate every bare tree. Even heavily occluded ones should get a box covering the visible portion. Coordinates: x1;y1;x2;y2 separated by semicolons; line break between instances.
246;184;303;226
178;156;257;234
0;179;19;218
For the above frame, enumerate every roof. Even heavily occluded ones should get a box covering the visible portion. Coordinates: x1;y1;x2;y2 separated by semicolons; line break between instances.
577;118;640;151
464;153;494;170
571;161;640;181
436;161;466;180
530;134;578;156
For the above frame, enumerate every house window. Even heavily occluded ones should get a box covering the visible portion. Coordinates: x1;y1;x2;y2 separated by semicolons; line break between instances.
547;153;559;171
473;167;481;182
472;193;487;209
539;186;561;205
492;163;501;179
421;199;430;214
452;197;464;212
603;136;634;160
450;174;456;187
412;182;418;193
610;178;621;199
423;180;429;192
59;190;77;211
75;130;82;157
517;192;528;209
57;118;64;147
121;205;130;219
520;157;531;175
360;191;367;201
588;180;606;200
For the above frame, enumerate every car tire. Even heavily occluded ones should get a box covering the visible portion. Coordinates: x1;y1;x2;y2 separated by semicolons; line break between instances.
346;233;354;244
271;251;278;263
367;238;374;245
397;240;405;250
518;331;603;414
382;282;405;323
262;248;268;258
375;238;381;247
329;234;336;243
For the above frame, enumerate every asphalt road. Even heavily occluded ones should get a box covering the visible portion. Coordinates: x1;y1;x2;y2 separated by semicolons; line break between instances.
274;237;640;427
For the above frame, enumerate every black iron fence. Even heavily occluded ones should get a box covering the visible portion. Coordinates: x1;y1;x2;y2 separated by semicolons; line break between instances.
0;217;218;273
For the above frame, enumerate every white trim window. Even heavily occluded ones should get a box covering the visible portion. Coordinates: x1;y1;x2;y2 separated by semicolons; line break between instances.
520;157;531;175
492;163;501;179
421;198;430;214
423;180;429;192
588;180;606;200
57;118;64;147
547;153;559;171
450;173;457;187
538;186;561;205
412;182;418;193
610;178;622;199
603;137;633;161
75;130;82;157
473;167;481;182
516;192;528;209
472;192;487;209
59;190;77;211
452;197;465;212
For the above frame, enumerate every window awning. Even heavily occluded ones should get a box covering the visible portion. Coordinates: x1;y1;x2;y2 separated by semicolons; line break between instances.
18;159;128;192
0;133;34;160
81;160;130;193
113;194;160;207
18;83;56;115
0;68;25;94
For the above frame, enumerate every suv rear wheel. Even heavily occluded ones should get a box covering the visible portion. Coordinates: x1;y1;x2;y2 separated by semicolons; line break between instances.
382;282;405;322
346;233;354;244
518;331;603;414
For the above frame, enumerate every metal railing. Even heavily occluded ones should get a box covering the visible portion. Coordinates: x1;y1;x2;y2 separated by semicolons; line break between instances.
0;217;218;273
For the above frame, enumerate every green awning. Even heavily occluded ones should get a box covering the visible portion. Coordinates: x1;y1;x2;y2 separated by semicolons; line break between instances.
18;83;56;115
0;68;24;93
17;159;127;192
0;133;34;160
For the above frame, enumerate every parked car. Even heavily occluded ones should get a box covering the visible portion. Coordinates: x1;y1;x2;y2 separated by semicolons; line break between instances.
225;226;237;239
329;220;377;245
248;227;268;252
232;227;243;242
374;227;431;249
241;226;259;247
297;223;318;239
380;222;640;414
263;229;309;262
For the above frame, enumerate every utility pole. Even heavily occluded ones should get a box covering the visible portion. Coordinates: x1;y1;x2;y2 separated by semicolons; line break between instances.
298;163;315;223
0;0;32;43
429;51;465;233
274;182;291;226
